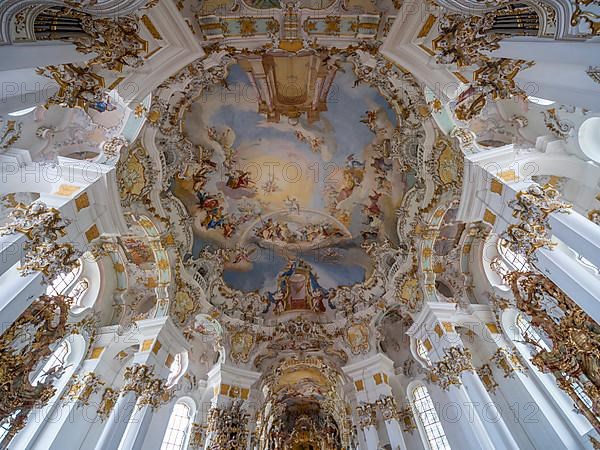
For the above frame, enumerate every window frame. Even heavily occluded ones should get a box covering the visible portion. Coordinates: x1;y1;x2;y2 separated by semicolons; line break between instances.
160;399;195;450
410;383;451;450
45;262;82;297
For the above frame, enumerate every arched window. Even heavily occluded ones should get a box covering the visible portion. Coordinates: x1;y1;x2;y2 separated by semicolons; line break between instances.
498;241;530;272
161;401;193;450
32;341;70;386
412;385;451;450
46;263;81;296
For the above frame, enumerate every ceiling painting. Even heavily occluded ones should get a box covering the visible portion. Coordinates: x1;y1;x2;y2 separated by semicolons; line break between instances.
172;55;416;304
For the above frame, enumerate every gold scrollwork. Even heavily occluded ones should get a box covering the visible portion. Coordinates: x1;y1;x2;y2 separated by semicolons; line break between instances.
431;346;474;390
501;183;571;261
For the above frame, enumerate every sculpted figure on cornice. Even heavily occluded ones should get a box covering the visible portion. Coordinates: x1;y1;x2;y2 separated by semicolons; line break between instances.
36;64;108;110
431;346;474;390
123;363;173;410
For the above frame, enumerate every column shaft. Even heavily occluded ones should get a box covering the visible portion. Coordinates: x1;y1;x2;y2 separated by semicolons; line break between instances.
94;391;137;450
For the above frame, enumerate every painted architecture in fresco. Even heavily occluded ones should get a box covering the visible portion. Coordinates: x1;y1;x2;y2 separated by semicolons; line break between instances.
173;57;416;311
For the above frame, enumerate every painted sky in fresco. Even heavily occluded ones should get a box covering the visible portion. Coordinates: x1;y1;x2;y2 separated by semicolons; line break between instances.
177;60;408;293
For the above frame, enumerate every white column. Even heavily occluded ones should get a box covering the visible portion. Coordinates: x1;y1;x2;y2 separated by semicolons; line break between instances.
0;233;25;276
362;425;379;450
460;371;520;450
94;390;138;450
490;38;600;110
535;247;600;324
547;211;600;269
0;268;43;334
409;304;521;450
383;418;407;450
0;42;89;72
426;383;494;450
118;402;155;450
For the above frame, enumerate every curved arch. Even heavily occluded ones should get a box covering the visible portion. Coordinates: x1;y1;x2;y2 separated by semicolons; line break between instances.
160;396;196;450
407;380;452;450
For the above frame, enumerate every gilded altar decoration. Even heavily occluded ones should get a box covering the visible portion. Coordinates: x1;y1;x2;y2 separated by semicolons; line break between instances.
122;364;172;410
36;64;107;110
63;372;105;406
206;401;249;449
432;346;474;390
97;388;118;421
0;295;70;439
258;356;349;449
501;183;571;261
477;364;498;393
491;348;526;378
507;271;600;428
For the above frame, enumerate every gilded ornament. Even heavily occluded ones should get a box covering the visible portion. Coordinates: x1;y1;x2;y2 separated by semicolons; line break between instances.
36;64;107;109
507;271;600;428
72;15;148;71
491;348;526;378
477;364;498;393
63;372;105;406
206;401;249;449
432;346;474;390
97;388;118;421
0;295;70;439
122;363;172;410
543;108;574;138
399;406;417;433
501;183;571;261
432;14;533;121
356;403;377;428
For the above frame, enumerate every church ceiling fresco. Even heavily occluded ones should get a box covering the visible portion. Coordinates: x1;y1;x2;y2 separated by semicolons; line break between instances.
171;55;417;314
